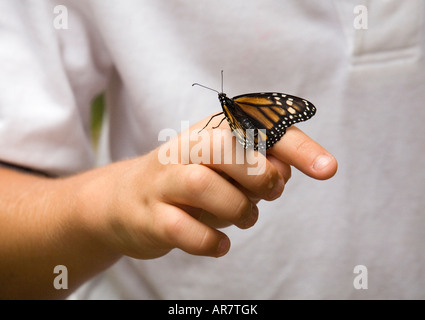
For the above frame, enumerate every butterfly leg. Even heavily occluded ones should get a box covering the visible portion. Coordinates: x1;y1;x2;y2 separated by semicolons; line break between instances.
198;112;224;133
212;116;227;129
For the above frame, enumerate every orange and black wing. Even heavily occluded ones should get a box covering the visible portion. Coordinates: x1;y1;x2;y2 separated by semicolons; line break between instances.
228;92;316;150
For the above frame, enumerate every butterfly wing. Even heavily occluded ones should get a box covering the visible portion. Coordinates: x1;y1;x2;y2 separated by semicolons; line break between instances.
230;92;316;149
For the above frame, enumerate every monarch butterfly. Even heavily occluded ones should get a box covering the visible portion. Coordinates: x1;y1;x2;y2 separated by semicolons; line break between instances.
193;71;317;150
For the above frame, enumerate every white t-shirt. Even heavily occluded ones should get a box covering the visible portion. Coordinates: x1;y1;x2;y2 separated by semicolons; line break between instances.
1;0;424;299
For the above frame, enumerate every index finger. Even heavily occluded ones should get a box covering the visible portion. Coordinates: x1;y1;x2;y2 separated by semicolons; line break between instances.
268;126;338;180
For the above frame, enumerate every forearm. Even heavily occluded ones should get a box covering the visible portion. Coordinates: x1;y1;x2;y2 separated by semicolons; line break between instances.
0;167;120;299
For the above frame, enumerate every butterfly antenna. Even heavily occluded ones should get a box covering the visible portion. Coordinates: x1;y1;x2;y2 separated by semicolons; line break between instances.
221;70;224;93
192;83;220;94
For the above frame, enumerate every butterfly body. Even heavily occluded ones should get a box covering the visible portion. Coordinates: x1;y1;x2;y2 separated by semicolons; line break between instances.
192;73;316;150
217;92;316;150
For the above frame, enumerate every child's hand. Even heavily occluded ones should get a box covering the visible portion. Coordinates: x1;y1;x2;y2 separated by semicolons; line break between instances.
75;115;337;259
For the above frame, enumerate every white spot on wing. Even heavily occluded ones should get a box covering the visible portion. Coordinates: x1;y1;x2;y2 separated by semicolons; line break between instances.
287;107;296;114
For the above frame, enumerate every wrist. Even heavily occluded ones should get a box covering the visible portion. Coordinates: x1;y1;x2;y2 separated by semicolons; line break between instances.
69;165;122;259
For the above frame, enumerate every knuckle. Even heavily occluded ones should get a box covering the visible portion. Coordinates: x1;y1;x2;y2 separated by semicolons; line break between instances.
195;228;212;253
252;164;280;196
234;197;251;221
295;136;315;154
161;212;185;244
182;165;213;196
159;209;217;256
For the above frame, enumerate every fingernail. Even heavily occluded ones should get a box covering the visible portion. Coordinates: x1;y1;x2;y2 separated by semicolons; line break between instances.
251;203;259;221
217;237;230;256
313;155;332;171
241;204;259;228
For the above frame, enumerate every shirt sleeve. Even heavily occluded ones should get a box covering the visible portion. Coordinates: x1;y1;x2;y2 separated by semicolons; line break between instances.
0;0;112;176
